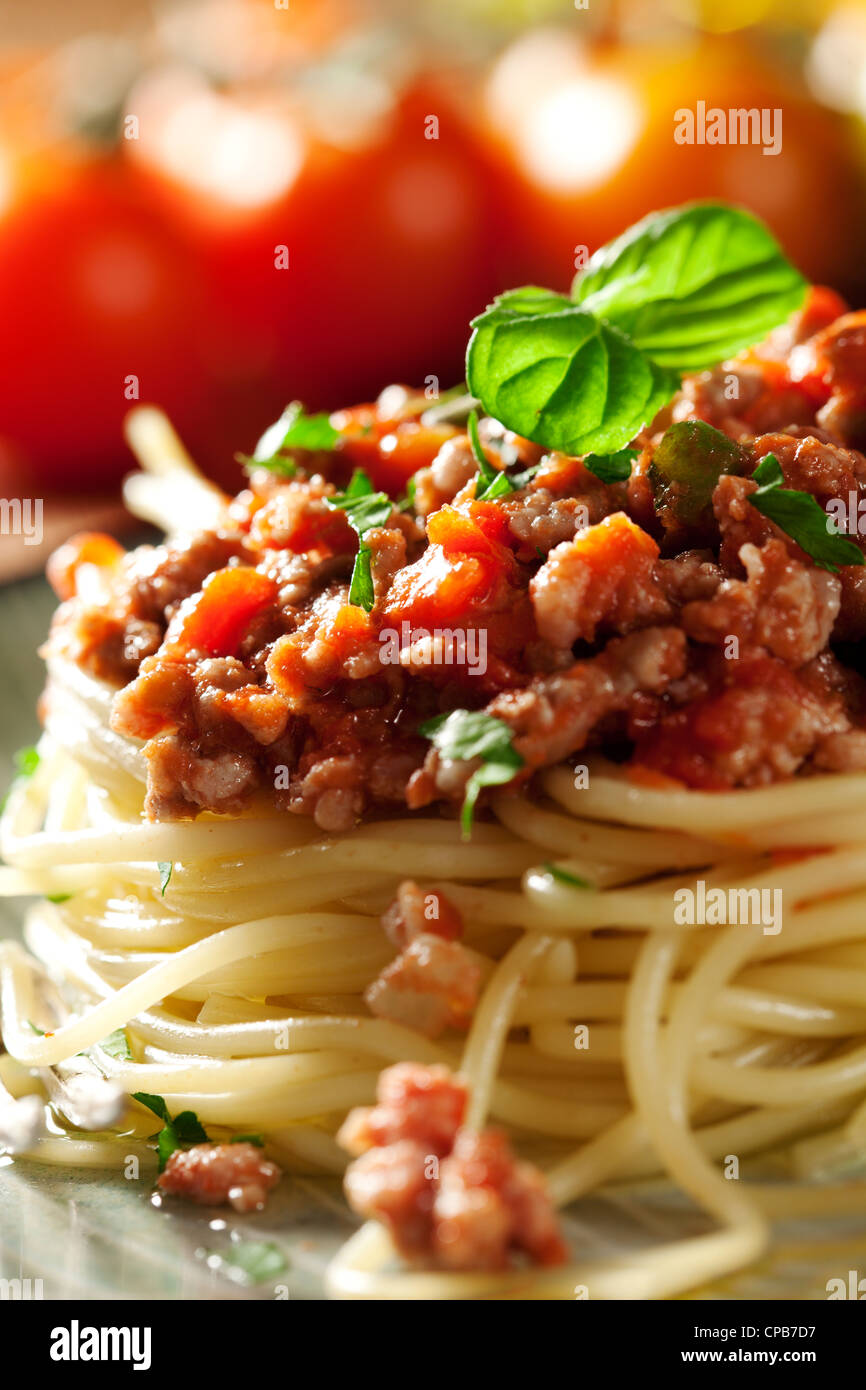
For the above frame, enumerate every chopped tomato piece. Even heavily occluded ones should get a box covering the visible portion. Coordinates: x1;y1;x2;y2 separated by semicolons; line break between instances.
47;531;125;601
164;566;276;657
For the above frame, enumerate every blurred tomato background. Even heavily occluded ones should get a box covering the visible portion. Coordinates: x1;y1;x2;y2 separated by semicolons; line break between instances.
2;0;866;517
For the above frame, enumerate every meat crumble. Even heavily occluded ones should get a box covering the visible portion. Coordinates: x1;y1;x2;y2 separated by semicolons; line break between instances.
44;287;866;828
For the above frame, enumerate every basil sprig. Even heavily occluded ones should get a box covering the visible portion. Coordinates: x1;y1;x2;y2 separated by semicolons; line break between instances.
466;202;807;460
325;469;393;612
749;454;865;574
419;709;523;838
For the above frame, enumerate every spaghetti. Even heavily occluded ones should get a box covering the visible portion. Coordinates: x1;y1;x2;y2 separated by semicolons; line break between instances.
5;381;866;1297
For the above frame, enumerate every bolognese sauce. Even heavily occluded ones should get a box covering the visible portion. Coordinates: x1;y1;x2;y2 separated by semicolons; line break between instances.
43;288;866;831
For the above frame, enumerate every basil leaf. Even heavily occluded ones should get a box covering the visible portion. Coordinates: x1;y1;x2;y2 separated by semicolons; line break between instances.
419;710;523;838
544;863;592;889
748;454;865;574
46;893;72;904
573;202;807;371
158;862;173;897
583;448;638;484
240;401;339;473
325;470;392;613
467;300;679;458
231;1133;265;1147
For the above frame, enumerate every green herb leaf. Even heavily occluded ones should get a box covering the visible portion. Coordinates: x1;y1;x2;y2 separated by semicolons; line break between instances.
230;1133;265;1147
157;862;173;897
544;863;593;889
172;1110;209;1144
467;298;680;458
14;747;40;778
650;420;747;526
466;203;806;461
468;409;514;501
325;470;393;613
240;401;339;473
582;448;639;484
97;1028;132;1060
419;710;523;839
572;201;808;371
1;745;40;813
749;453;865;574
132;1093;210;1173
396;475;418;513
132;1092;171;1124
46;893;72;905
214;1240;287;1285
27;1020;46;1036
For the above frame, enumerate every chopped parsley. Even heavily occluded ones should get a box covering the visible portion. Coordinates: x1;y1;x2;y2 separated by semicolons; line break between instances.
96;1028;133;1061
132;1092;210;1172
1;745;40;813
544;864;593;889
157;862;173;897
419;709;523;838
238;401;339;474
749;453;865;574
324;469;393;612
206;1240;287;1285
468;409;513;501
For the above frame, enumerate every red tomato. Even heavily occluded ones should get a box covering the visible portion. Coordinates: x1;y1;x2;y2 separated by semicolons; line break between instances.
478;33;866;299
0;153;221;490
124;71;504;460
164;566;277;656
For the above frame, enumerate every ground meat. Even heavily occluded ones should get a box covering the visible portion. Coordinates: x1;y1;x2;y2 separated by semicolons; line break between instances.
434;1128;568;1271
339;1064;566;1271
337;1062;468;1158
657;551;722;605
413;436;478;517
790;310;866;448
490;627;687;774
343;1140;435;1256
364;526;408;603
530;513;672;648
143;733;260;820
752;431;866;506
381;881;463;948
633;652;849;788
128;531;249;625
713;474;776;573
682;539;841;667
157;1142;281;1212
365;934;481;1037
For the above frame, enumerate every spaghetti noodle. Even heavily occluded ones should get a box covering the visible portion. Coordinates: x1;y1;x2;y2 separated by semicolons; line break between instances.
6;354;866;1296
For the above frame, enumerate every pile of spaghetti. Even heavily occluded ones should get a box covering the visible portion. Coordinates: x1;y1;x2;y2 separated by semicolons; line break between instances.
6;200;866;1297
